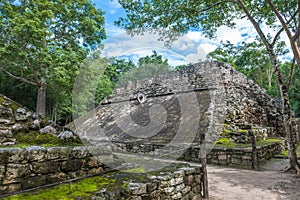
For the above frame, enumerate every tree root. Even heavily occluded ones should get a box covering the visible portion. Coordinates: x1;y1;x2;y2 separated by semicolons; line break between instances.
281;165;300;175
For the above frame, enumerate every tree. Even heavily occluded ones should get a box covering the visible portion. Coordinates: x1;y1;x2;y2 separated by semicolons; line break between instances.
0;0;105;116
117;0;300;173
117;50;172;86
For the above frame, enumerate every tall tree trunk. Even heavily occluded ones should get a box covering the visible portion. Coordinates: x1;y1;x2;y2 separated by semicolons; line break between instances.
237;0;300;173
277;70;300;173
36;83;46;117
36;65;47;116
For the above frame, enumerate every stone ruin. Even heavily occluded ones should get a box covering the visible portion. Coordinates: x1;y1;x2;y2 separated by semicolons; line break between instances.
74;61;284;148
0;94;78;146
0;61;288;196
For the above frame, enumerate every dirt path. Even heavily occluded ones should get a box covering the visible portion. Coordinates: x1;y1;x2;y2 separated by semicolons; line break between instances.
208;159;300;200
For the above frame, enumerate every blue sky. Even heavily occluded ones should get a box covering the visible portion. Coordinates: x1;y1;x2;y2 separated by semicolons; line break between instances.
92;0;292;66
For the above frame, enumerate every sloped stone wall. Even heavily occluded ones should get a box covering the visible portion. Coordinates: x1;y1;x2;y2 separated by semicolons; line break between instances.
75;61;283;146
220;62;284;136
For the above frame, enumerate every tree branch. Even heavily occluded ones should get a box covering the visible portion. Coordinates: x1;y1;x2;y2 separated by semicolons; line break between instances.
271;8;299;47
25;56;41;86
287;58;295;89
236;0;278;70
267;0;293;39
267;0;300;69
0;68;36;86
294;0;300;40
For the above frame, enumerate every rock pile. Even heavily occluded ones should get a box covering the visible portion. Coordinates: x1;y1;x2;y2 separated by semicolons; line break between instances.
0;94;78;146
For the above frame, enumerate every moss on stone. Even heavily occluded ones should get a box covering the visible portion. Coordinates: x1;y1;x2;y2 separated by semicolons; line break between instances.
215;138;235;148
120;166;147;173
0;95;21;113
277;143;300;157
215;138;283;148
11;131;82;147
4;176;115;200
237;129;248;133
221;124;232;137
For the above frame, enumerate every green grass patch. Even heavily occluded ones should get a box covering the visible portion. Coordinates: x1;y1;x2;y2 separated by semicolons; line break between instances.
221;124;231;137
120;166;147;174
11;131;82;147
279;144;300;157
4;176;116;200
3;163;187;200
214;138;283;148
237;129;248;133
256;138;282;146
214;138;235;148
0;95;22;113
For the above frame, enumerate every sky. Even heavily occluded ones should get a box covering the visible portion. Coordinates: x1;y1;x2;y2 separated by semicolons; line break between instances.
92;0;292;66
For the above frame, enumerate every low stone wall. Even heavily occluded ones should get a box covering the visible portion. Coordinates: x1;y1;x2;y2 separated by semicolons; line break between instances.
111;141;283;169
183;142;284;168
92;165;204;200
0;146;114;195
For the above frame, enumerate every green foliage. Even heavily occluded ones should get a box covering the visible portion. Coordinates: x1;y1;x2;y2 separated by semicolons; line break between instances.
120;166;147;174
4;176;115;200
0;0;105;120
117;51;172;86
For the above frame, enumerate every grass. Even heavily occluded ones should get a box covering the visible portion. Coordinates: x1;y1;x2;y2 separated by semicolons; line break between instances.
214;138;283;148
3;176;116;200
0;131;83;148
120;166;147;173
278;144;300;157
2;163;190;199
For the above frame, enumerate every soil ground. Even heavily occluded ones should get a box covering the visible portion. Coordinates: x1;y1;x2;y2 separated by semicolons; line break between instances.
208;159;300;200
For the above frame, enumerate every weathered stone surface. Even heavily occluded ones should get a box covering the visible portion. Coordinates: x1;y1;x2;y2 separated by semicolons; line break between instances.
0;146;117;194
3;164;30;184
21;175;47;190
61;159;83;172
0;106;13;119
30;161;61;174
30;119;41;130
58;131;78;142
46;172;66;184
39;125;57;135
26;146;47;162
46;146;71;160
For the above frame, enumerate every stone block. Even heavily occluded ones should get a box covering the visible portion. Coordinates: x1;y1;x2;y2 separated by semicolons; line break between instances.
21;175;47;190
46;147;71;160
4;164;30;184
46;172;66;184
87;167;103;175
30;161;61;174
26;146;47;162
184;175;194;186
61;159;83;172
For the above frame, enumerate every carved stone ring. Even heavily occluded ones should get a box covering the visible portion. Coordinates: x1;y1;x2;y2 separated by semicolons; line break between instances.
137;93;146;104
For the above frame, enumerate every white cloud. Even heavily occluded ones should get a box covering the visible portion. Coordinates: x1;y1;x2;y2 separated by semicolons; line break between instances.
109;0;122;9
108;0;122;14
102;32;190;66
